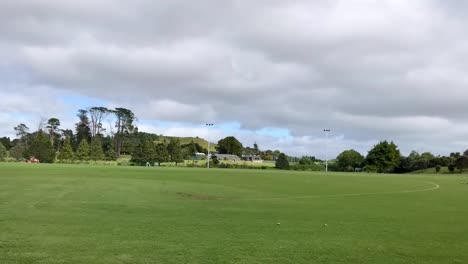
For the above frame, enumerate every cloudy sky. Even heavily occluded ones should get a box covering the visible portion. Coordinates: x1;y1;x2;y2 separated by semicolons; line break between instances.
1;0;468;158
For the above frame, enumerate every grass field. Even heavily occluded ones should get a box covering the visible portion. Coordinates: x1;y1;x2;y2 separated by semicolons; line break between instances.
1;163;467;264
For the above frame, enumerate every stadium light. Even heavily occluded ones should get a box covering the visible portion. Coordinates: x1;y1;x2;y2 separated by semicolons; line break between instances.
323;129;331;172
206;123;214;168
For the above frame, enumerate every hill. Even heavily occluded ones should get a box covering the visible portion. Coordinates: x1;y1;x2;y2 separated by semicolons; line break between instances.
155;136;217;152
411;166;468;174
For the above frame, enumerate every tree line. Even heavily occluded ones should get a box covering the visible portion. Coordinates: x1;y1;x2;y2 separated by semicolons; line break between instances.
0;107;137;163
0;107;283;165
1;109;467;173
331;141;468;173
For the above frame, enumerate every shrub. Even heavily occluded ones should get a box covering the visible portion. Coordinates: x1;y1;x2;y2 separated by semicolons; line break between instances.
363;165;378;173
448;164;455;173
435;165;441;173
0;142;7;161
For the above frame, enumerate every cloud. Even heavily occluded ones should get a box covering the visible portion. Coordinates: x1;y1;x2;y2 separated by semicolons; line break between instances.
1;0;468;157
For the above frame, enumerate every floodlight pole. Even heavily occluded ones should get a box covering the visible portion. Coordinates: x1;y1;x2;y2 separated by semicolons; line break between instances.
206;123;214;168
323;129;331;172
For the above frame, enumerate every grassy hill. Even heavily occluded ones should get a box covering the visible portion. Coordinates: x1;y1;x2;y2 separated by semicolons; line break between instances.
411;166;468;174
155;136;217;152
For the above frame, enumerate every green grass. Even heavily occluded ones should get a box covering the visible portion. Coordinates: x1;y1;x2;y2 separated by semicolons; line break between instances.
1;163;468;264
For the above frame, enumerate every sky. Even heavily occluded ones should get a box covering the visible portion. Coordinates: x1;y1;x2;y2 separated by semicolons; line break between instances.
1;0;468;158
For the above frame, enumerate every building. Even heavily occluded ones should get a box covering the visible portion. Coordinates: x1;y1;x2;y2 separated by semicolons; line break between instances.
211;154;241;161
191;152;206;160
242;155;264;163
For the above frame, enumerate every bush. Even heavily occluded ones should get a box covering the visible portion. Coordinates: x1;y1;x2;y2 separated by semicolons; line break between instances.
363;165;378;173
448;164;455;173
275;153;290;170
435;165;441;173
0;142;7;161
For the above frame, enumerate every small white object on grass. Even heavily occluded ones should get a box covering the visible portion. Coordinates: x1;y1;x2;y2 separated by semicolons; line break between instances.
277;222;281;225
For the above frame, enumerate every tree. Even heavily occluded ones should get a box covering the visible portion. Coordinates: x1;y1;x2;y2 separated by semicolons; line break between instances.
435;165;441;173
260;150;273;161
0;142;7;161
75;139;91;161
46;118;61;146
9;143;27;161
155;143;169;166
365;141;401;173
455;156;468;172
336;149;364;171
216;136;243;156
89;107;110;138
76;109;91;146
275;153;290;170
14;123;29;143
0;137;12;150
167;138;184;165
26;131;56;163
448;164;456;173
57;137;74;161
273;150;281;160
104;138;117;161
113;108;136;157
253;142;259;154
182;140;198;158
90;136;104;161
298;156;313;166
131;139;156;166
464;149;468;157
394;156;412;174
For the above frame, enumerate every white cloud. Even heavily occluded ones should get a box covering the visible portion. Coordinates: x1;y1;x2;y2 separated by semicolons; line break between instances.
1;0;468;156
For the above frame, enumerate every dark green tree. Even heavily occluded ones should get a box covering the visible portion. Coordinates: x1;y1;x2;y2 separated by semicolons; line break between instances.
298;156;313;166
275;153;290;170
75;109;91;147
26;131;56;163
155;143;169;166
113;108;136;157
0;142;7;161
464;149;468;157
90;136;104;161
216;136;243;156
14;123;29;141
253;142;259;154
167;138;184;165
46;118;61;148
455;156;468;172
130;140;156;166
9;143;27;161
75;139;91;161
365;141;401;173
182;140;198;157
448;164;456;173
0;137;12;150
104;139;117;161
336;149;364;171
394;156;412;173
57;137;74;161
